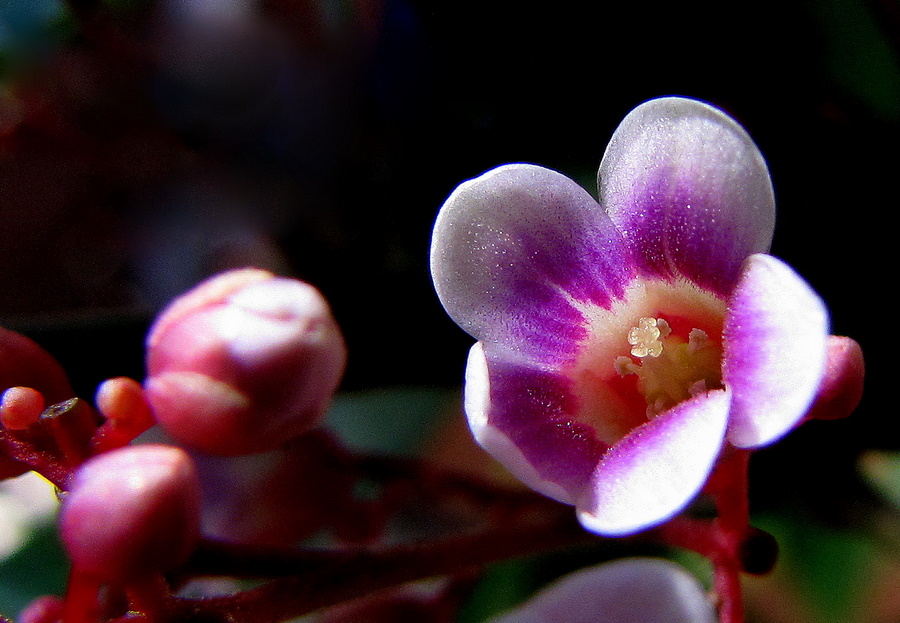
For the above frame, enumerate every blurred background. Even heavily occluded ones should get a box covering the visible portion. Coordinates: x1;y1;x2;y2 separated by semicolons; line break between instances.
0;0;896;621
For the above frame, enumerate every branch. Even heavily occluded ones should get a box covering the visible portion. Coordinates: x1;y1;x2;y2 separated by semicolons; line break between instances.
165;504;600;622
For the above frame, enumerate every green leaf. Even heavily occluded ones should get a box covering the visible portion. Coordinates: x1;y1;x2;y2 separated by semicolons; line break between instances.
325;387;458;455
0;524;68;618
858;450;900;509
456;559;535;623
755;512;877;623
812;0;900;121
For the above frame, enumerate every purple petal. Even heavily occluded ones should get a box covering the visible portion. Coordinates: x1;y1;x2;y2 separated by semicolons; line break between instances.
464;343;607;503
490;558;717;623
577;389;730;536
723;254;829;448
598;97;774;297
431;164;633;367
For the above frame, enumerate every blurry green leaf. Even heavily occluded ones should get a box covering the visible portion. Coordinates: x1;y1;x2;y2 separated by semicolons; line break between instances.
755;512;877;623
813;0;900;121
0;524;68;617
858;450;900;508
325;387;457;455
456;559;535;623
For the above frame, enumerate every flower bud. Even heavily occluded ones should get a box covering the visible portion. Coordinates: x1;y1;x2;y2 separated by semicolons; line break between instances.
144;268;346;455
59;444;201;581
91;377;156;452
804;335;864;421
1;386;45;430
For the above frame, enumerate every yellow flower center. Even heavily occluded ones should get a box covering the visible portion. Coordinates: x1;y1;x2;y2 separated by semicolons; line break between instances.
615;317;723;418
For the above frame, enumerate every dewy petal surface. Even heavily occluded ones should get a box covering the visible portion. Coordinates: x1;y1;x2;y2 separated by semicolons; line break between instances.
724;254;829;448
578;389;730;536
598;97;775;296
431;164;633;367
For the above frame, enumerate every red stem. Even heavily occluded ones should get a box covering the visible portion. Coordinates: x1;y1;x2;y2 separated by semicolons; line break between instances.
63;571;102;623
710;450;752;623
164;506;600;622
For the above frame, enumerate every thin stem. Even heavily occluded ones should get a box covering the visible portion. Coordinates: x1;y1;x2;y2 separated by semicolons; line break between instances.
165;506;599;623
709;450;752;623
63;571;102;623
0;428;71;488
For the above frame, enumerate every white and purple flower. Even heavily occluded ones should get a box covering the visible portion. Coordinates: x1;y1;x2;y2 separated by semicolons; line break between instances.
430;97;860;536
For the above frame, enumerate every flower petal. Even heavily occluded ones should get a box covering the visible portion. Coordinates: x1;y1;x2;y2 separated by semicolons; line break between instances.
723;254;829;448
598;97;775;296
577;389;730;536
464;343;606;504
490;558;718;623
431;164;633;367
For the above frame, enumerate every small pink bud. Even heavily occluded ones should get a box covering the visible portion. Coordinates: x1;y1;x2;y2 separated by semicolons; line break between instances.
804;335;864;421
59;444;201;581
0;386;45;429
91;377;155;452
144;268;346;455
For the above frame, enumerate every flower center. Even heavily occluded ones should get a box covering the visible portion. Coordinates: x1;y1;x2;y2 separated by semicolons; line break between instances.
615;317;723;418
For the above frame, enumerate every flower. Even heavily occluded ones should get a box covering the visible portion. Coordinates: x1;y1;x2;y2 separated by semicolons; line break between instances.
59;444;201;581
430;97;862;535
144;268;347;456
489;558;717;623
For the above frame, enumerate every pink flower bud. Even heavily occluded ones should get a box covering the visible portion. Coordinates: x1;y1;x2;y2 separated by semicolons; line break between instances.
59;444;201;581
804;335;864;421
1;386;45;430
144;268;346;455
91;377;155;452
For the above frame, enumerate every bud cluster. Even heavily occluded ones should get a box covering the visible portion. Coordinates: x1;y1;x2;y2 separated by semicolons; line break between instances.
0;269;349;622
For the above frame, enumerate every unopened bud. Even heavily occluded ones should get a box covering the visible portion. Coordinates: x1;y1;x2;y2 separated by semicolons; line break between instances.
804;336;864;421
1;386;45;430
144;269;346;455
59;444;201;581
91;377;155;452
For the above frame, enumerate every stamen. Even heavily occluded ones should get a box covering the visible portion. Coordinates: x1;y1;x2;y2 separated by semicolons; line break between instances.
615;317;723;420
628;317;668;358
688;328;710;353
614;356;639;376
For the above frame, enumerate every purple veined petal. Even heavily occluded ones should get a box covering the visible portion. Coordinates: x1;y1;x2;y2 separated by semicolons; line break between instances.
723;253;829;448
489;558;717;623
431;164;634;367
577;389;730;536
598;97;775;297
464;342;607;504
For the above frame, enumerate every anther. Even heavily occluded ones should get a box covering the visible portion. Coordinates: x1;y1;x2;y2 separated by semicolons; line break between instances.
628;317;668;358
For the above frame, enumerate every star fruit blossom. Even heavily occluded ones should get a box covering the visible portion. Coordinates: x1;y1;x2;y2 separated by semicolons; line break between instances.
431;96;842;536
